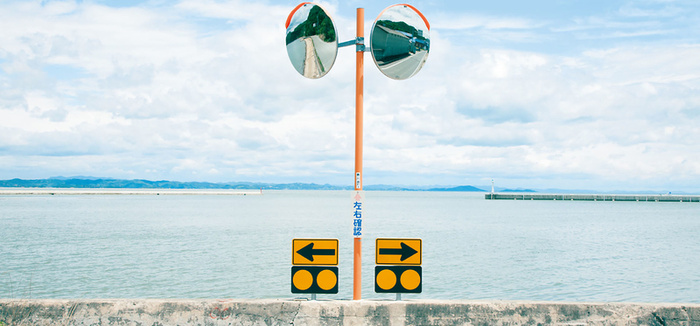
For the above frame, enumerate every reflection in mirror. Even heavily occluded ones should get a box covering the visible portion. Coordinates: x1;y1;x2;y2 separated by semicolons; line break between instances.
370;4;430;80
285;3;338;79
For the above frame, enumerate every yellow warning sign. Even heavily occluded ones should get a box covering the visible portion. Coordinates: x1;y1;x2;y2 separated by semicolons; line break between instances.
292;266;338;294
292;238;339;265
375;266;422;293
375;238;422;265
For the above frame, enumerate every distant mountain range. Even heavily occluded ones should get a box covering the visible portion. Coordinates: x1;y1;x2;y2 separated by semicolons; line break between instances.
0;177;490;192
423;185;485;192
4;177;687;194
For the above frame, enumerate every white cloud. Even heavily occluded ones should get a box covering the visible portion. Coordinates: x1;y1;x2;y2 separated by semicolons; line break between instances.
430;12;540;31
1;0;700;191
618;3;684;18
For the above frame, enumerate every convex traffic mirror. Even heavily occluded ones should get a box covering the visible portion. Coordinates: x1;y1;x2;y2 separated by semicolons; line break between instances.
285;3;338;79
370;4;430;80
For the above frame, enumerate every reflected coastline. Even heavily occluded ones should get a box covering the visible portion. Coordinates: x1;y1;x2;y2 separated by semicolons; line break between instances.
285;3;338;79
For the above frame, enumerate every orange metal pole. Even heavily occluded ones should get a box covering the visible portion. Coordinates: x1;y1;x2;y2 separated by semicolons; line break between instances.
353;7;364;301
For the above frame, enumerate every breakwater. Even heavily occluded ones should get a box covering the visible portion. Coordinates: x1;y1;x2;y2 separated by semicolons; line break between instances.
1;299;698;325
485;193;700;202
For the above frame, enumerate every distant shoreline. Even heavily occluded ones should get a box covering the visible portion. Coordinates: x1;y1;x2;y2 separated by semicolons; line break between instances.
0;178;486;192
0;188;262;196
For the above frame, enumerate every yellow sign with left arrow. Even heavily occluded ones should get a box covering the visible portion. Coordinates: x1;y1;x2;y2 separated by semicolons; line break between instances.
292;239;339;265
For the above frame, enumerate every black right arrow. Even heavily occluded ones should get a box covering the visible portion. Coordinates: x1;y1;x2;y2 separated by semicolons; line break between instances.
379;242;418;261
296;243;336;262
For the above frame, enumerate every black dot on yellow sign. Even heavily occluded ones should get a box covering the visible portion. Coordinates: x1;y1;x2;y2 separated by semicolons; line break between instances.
291;266;338;294
375;266;422;293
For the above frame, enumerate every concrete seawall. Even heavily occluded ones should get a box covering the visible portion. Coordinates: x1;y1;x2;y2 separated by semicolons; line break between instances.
1;299;698;325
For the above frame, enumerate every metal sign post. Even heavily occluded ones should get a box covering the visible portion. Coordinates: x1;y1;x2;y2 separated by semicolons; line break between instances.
353;7;364;301
285;3;430;301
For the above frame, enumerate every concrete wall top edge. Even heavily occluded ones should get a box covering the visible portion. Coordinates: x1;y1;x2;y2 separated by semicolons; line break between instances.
2;299;699;326
2;298;698;306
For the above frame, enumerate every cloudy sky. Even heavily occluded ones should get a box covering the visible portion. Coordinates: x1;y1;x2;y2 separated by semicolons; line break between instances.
1;0;700;192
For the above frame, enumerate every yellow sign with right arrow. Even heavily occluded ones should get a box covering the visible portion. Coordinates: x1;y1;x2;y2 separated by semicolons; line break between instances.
375;238;422;265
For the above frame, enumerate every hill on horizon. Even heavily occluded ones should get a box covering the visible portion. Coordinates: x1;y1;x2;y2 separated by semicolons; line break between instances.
0;177;488;192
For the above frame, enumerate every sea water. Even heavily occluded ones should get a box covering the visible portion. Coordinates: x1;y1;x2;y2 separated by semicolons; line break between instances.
1;190;698;302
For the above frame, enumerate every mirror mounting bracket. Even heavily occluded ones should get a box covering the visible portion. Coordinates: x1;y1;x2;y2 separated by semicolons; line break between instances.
338;40;355;47
339;37;368;52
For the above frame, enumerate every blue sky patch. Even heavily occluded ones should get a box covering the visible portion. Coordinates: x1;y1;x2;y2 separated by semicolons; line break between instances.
43;64;86;81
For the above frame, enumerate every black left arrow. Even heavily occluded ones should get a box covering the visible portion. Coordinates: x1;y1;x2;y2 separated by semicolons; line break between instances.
297;243;336;262
379;242;418;261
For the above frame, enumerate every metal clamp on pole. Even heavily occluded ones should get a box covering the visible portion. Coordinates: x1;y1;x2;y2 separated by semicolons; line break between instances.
356;37;365;52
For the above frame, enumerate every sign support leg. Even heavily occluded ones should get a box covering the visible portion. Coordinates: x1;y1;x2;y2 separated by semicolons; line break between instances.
353;7;364;301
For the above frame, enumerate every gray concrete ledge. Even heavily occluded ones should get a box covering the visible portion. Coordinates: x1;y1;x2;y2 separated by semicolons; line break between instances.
1;299;699;326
